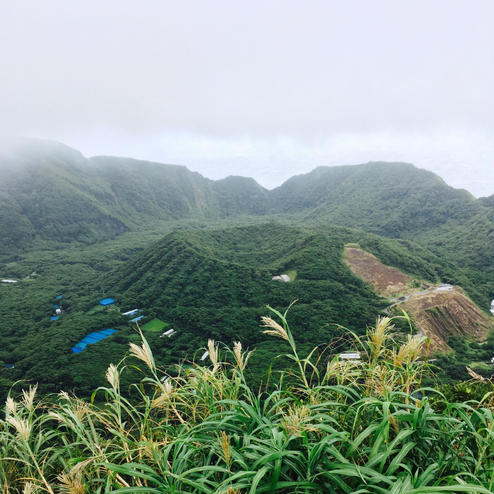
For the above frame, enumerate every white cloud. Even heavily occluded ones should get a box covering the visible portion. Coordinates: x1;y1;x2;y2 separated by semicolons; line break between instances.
41;126;493;197
0;1;492;196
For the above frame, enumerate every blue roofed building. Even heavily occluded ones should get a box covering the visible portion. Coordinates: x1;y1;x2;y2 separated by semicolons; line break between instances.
72;329;117;353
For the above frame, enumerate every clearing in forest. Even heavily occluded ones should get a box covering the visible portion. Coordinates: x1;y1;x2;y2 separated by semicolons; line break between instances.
142;318;168;332
343;246;416;296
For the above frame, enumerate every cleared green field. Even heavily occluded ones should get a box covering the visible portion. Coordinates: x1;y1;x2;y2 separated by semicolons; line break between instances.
142;318;168;332
87;305;105;315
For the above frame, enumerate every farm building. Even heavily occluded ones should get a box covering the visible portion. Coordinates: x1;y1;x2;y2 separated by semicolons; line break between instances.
435;284;453;292
122;309;139;316
72;329;117;353
272;274;290;282
161;328;176;338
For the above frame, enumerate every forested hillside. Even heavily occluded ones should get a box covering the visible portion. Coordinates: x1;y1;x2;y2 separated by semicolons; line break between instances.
1;141;492;295
0;140;271;257
270;163;493;302
0;224;387;398
0;140;492;400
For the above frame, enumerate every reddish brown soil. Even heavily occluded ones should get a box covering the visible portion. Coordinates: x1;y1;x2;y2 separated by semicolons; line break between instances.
401;287;491;352
343;247;413;296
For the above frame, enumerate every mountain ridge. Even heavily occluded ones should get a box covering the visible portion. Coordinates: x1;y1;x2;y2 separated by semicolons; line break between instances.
1;139;491;306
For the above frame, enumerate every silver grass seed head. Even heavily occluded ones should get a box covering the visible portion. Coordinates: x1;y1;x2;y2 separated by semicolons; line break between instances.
23;482;40;494
6;415;31;441
105;363;119;390
208;339;219;366
5;396;16;416
129;342;155;371
21;385;37;411
260;316;289;341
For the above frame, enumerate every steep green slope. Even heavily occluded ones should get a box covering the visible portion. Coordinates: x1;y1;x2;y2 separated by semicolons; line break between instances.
271;162;483;236
0;223;391;398
1;140;491;304
270;163;493;303
107;223;479;383
0;141;129;253
0;140;272;258
108;224;387;343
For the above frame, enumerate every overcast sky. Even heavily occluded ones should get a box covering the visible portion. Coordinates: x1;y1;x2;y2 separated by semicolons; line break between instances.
1;1;492;196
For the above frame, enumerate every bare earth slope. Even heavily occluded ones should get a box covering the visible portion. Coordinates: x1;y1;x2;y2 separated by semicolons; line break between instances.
400;286;491;352
343;246;414;296
344;246;492;352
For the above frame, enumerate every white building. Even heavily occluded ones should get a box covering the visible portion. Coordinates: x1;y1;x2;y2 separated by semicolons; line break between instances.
122;309;139;316
272;274;290;282
160;328;176;338
435;284;453;292
339;352;361;360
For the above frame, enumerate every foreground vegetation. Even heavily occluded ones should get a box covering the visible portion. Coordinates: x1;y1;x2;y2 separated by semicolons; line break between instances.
2;308;493;493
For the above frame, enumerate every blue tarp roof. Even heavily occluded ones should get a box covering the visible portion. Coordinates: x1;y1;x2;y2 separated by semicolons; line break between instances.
130;315;144;322
50;316;59;321
99;328;116;335
99;298;115;306
72;329;117;353
56;295;62;300
5;363;14;369
54;304;60;309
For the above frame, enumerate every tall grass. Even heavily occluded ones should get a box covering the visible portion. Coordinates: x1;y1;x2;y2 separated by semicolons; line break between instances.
1;310;493;493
